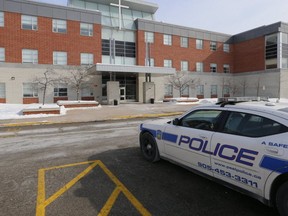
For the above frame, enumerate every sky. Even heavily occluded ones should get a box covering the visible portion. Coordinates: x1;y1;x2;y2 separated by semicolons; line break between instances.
33;0;288;35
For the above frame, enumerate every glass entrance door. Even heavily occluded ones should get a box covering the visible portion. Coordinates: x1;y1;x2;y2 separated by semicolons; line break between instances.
120;87;126;100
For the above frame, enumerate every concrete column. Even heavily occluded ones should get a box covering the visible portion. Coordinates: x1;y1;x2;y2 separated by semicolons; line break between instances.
143;82;155;103
107;81;120;105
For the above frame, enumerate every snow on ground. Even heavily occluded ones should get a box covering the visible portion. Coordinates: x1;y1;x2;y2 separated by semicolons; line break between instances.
0;98;287;120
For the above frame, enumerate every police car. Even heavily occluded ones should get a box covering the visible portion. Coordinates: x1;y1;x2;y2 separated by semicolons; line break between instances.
139;97;288;216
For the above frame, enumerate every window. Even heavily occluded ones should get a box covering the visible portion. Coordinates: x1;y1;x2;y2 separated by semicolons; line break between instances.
0;83;5;98
23;83;38;97
53;52;67;65
80;23;93;36
223;85;230;95
81;83;94;97
210;63;217;72
181;37;188;48
81;53;94;65
164;84;173;96
265;34;278;69
22;49;38;64
223;44;230;52
54;84;68;97
180;110;222;131
164;34;172;46
210;41;217;51
145;32;154;43
181;85;189;96
102;39;136;58
211;85;217;95
196;62;203;72
181;61;188;71
164;59;172;68
52;19;67;33
197;85;204;95
145;58;154;66
223;64;230;73
21;15;37;30
0;48;4;62
196;39;203;49
0;12;4;27
223;112;288;137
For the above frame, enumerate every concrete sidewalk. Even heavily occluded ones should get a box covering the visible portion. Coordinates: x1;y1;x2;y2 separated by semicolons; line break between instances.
0;103;195;127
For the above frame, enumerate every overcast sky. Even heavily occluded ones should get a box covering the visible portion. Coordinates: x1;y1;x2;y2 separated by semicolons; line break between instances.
35;0;288;35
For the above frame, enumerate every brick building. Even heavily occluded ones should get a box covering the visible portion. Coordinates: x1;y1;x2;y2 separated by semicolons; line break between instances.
0;0;287;104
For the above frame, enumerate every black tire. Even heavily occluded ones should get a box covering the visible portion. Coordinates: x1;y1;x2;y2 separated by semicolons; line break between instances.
276;181;288;216
140;132;160;162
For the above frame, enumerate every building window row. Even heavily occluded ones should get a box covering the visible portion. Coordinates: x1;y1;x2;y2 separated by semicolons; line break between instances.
0;47;5;62
145;32;230;52
11;13;94;36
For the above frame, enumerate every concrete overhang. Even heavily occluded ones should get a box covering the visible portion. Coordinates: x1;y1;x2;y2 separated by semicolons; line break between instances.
90;63;176;75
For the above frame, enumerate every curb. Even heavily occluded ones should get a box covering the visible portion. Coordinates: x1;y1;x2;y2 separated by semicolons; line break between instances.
0;112;184;128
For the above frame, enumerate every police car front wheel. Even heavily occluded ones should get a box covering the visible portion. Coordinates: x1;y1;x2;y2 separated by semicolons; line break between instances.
140;132;160;162
276;181;288;216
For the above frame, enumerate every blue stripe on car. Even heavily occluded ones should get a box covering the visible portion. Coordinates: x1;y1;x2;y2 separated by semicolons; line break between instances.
260;156;288;173
162;132;178;143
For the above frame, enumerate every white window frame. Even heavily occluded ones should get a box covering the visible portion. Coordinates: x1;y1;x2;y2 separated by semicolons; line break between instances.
197;85;204;95
0;12;4;27
21;15;37;30
223;64;230;73
53;51;67;65
22;49;38;64
181;61;188;71
223;43;230;52
23;83;38;97
164;84;173;96
210;41;217;51
211;85;218;95
81;53;94;65
54;84;68;97
163;34;172;46
196;39;203;49
210;63;217;72
181;85;189;96
145;58;154;66
52;19;67;33
0;83;5;98
181;37;188;48
80;23;93;36
0;47;5;62
223;85;230;95
164;59;172;68
196;62;203;72
145;32;154;43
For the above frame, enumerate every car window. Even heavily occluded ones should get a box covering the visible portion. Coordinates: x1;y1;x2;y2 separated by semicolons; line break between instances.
223;111;288;137
180;110;222;131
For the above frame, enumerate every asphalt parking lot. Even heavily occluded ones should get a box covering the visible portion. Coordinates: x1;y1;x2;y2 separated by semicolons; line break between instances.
35;147;279;216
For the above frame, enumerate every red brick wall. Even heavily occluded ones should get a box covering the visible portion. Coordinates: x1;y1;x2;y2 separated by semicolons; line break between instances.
233;37;265;73
0;98;6;103
54;97;68;103
137;30;234;73
0;12;102;65
23;98;39;104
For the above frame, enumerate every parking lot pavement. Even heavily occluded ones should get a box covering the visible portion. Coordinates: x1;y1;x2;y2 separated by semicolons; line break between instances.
0;103;194;127
34;148;279;216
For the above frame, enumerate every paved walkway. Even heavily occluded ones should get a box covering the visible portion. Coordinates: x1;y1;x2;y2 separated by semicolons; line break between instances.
0;103;195;127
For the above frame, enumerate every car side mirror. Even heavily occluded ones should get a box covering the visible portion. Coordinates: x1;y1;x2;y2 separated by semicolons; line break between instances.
173;118;180;126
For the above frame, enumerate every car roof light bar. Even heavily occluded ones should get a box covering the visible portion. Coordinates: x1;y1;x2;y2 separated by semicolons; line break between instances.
217;97;269;107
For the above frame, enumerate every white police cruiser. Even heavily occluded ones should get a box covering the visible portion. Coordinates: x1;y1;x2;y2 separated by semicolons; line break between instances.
139;97;288;216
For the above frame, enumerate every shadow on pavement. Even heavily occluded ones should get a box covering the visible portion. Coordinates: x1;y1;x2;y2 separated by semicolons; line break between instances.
73;147;279;216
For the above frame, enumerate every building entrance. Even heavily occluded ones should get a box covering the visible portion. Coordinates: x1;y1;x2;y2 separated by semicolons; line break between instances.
102;72;137;102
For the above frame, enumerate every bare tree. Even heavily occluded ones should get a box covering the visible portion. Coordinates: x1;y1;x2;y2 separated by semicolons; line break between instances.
255;75;262;97
33;67;57;105
225;78;238;96
62;66;91;101
167;72;195;97
239;78;249;96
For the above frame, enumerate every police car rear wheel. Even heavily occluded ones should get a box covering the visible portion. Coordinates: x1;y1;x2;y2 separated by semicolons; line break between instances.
276;181;288;216
140;133;160;162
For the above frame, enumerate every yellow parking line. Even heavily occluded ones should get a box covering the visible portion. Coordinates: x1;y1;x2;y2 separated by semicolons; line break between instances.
36;160;151;216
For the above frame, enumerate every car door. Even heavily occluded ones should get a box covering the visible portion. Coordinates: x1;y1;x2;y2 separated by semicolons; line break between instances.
210;110;287;196
163;109;223;176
